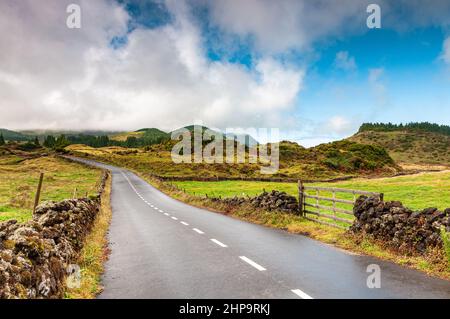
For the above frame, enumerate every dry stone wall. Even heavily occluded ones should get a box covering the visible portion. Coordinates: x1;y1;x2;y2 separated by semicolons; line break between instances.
211;190;299;214
0;171;108;299
351;195;450;253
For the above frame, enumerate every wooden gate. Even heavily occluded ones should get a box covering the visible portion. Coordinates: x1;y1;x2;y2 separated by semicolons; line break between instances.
298;181;383;229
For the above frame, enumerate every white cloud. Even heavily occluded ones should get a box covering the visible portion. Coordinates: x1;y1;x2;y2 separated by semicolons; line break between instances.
368;68;390;111
441;37;450;64
326;115;353;134
334;51;357;71
0;0;303;131
206;0;369;53
205;0;450;54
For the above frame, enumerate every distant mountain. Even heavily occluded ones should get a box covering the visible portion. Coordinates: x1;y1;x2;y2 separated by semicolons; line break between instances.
110;128;170;145
20;129;123;137
137;128;170;144
0;129;30;141
349;122;450;166
171;125;258;147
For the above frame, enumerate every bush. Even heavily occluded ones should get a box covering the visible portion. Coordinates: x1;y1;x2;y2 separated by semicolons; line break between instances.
18;142;40;151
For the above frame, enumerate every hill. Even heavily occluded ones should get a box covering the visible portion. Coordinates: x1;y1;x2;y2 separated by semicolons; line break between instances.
358;122;450;136
171;125;259;147
66;136;398;181
111;128;170;145
0;129;30;141
349;123;450;166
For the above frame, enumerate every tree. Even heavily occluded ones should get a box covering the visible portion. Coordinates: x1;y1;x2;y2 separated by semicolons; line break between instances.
126;136;138;148
34;136;40;146
0;133;5;146
55;134;70;150
43;135;56;148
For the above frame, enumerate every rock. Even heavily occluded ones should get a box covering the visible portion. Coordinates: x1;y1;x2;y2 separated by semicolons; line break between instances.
211;189;299;214
0;170;109;299
351;195;449;255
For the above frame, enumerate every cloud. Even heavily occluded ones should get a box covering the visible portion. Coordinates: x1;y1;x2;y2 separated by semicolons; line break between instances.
368;68;390;112
334;51;357;71
441;37;450;64
205;0;368;54
0;0;303;131
326;115;353;135
204;0;450;54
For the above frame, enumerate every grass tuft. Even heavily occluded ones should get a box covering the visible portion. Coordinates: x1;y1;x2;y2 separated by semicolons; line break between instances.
65;172;112;299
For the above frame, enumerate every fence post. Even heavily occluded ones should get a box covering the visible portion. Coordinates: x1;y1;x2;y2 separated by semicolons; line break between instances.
33;173;44;215
298;180;304;216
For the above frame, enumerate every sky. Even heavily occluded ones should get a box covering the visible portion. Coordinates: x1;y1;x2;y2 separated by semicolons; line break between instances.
0;0;450;146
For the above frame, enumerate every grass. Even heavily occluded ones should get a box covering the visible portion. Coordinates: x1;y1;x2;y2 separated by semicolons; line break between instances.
173;170;450;211
65;172;112;299
0;155;102;222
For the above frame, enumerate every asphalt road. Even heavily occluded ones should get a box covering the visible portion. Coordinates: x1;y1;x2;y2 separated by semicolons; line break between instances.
67;156;450;299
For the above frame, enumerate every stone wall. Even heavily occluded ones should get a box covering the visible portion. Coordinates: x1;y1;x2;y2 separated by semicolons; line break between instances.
211;190;299;214
351;195;450;253
0;171;108;299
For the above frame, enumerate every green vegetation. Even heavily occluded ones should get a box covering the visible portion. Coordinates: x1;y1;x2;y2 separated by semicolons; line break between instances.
0;134;4;146
66;173;112;299
359;122;450;136
173;170;450;211
66;137;398;181
0;128;29;141
349;130;450;166
315;140;395;171
0;155;102;222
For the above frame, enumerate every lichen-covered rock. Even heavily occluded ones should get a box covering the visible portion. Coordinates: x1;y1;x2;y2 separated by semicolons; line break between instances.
0;198;100;299
351;195;449;254
210;190;299;214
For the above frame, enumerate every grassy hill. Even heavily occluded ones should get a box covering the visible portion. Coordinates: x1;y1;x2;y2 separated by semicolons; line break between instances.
110;131;145;142
349;123;450;166
0;129;30;141
67;137;398;180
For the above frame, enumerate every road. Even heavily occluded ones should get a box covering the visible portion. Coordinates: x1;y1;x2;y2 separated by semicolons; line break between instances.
68;156;450;299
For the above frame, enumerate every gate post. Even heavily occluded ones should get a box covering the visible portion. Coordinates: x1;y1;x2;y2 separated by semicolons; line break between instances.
298;180;304;216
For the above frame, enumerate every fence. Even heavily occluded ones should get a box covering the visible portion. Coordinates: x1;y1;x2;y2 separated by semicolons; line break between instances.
298;180;383;229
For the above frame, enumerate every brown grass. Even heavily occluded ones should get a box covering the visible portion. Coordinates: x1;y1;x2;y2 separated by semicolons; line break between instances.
65;172;112;299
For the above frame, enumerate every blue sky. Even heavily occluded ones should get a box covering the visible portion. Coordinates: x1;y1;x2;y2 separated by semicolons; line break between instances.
1;0;450;146
112;0;450;145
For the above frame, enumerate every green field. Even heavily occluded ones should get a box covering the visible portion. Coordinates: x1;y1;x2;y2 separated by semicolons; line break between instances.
173;170;450;211
0;155;102;222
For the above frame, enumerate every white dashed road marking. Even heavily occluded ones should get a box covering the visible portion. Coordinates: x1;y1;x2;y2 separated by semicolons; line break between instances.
239;256;266;271
121;170;312;298
291;289;313;299
210;239;227;247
